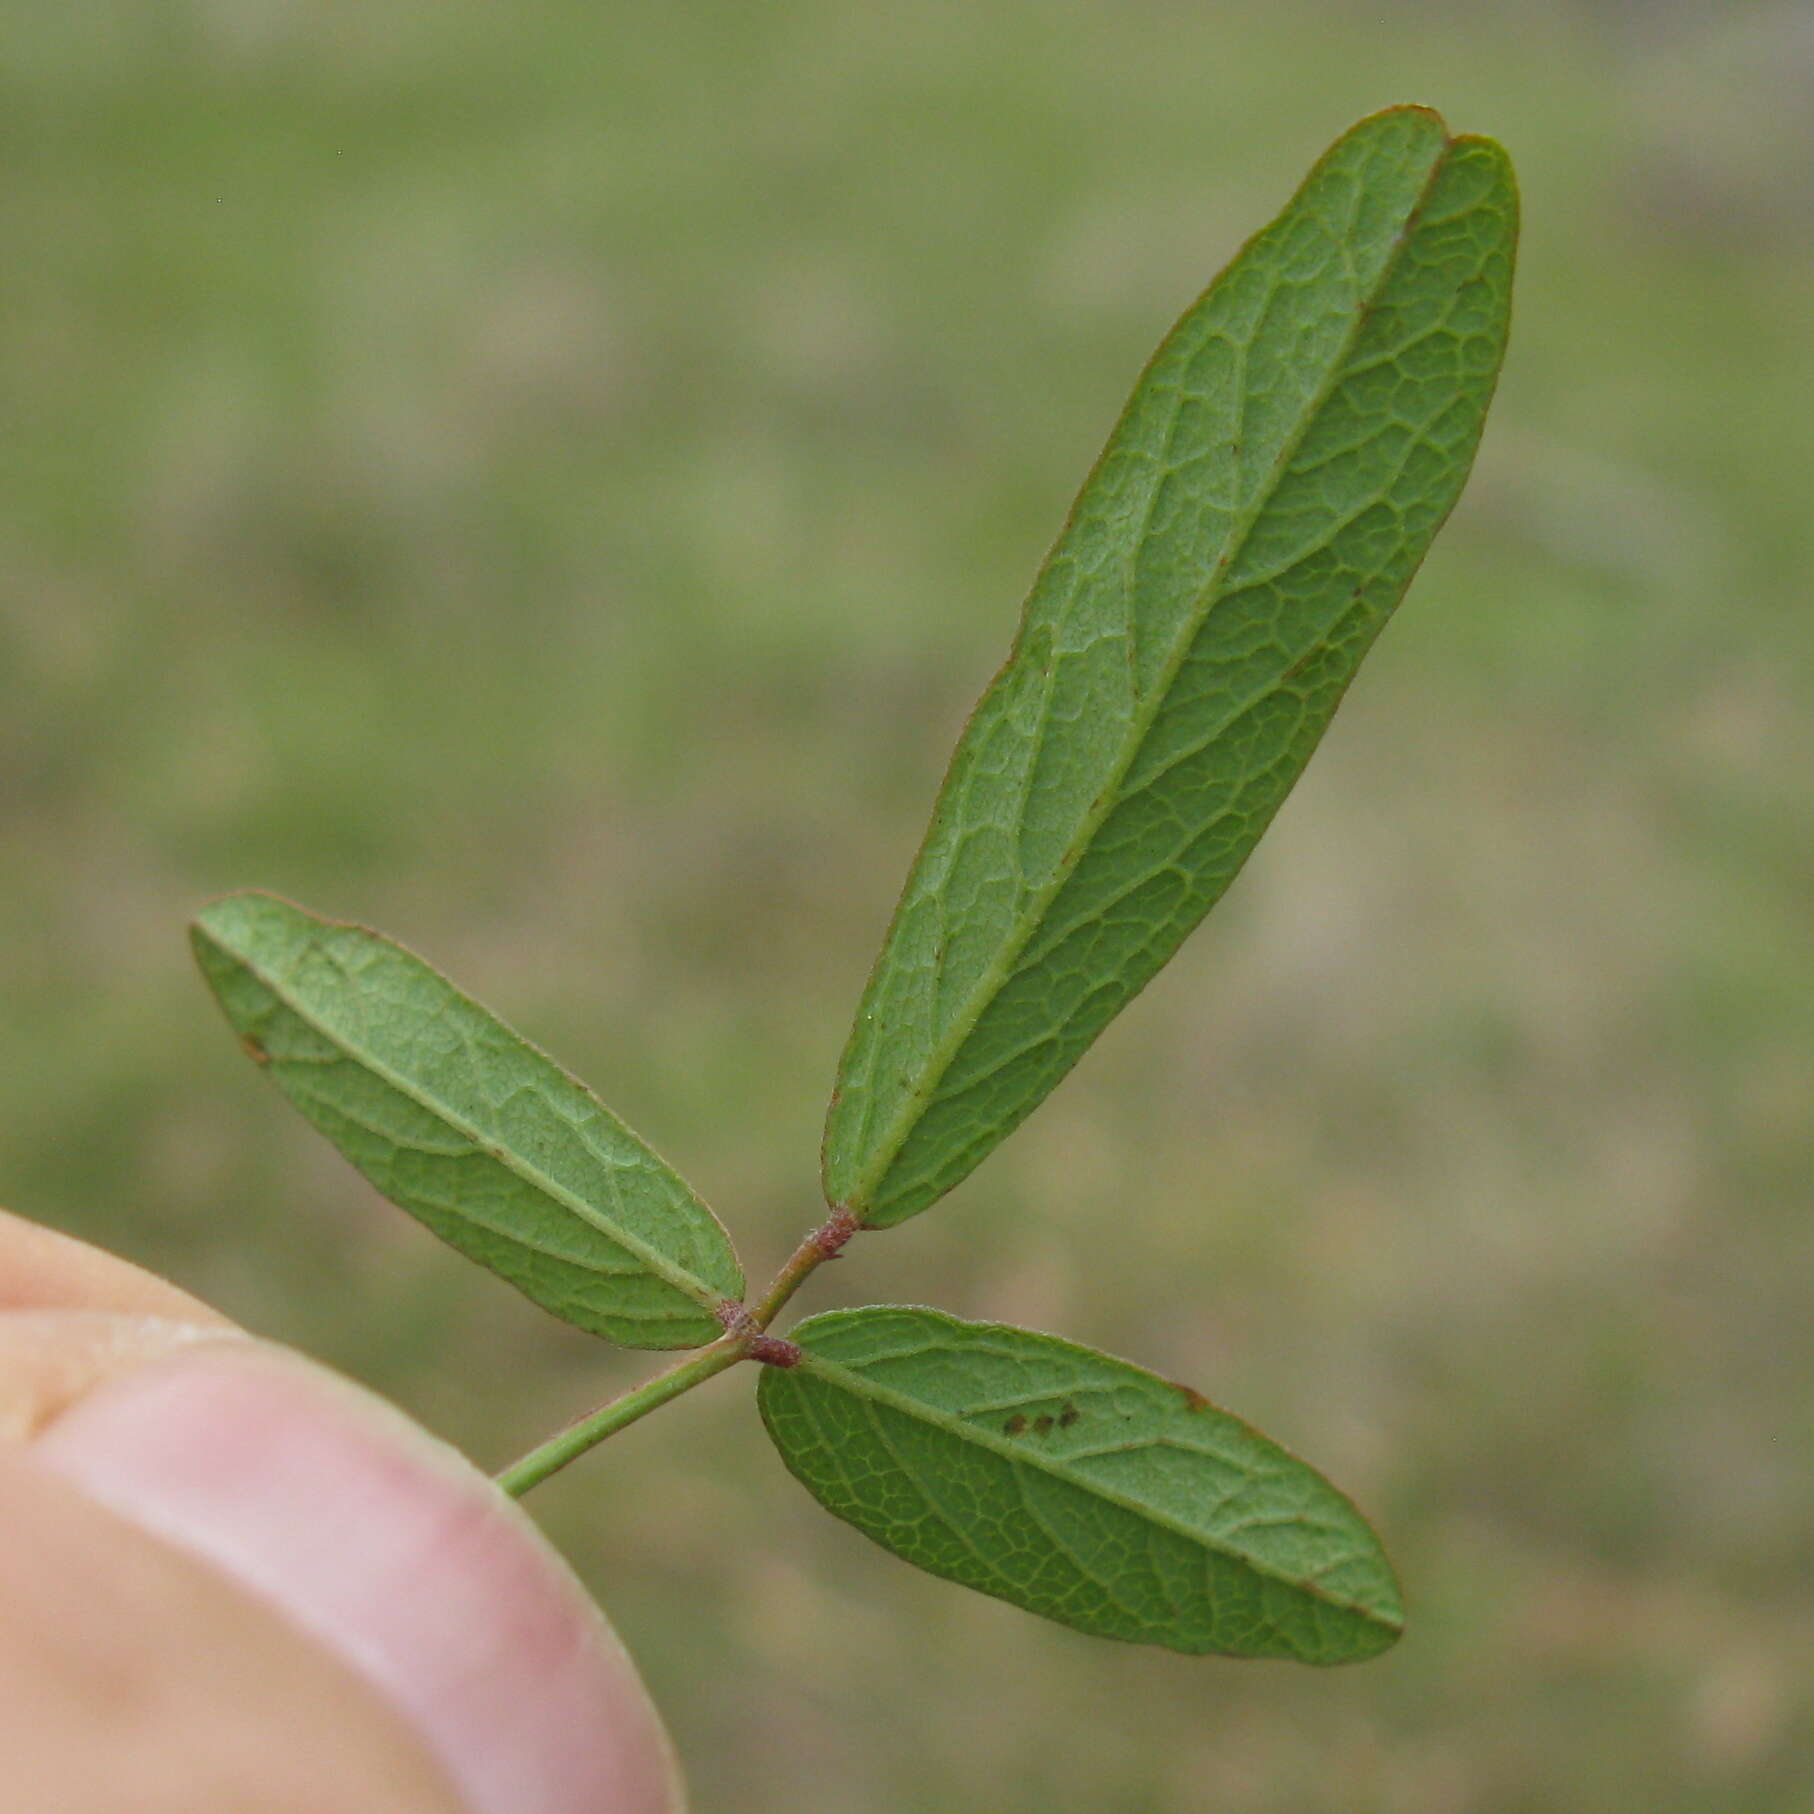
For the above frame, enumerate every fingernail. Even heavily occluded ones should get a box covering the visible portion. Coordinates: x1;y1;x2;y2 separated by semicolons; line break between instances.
31;1342;684;1814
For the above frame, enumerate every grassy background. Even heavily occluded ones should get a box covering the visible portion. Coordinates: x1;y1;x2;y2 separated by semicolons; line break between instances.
4;2;1812;1807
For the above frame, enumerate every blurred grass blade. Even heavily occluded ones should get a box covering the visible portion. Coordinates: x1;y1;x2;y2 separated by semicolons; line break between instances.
192;892;743;1348
825;106;1518;1226
760;1306;1401;1662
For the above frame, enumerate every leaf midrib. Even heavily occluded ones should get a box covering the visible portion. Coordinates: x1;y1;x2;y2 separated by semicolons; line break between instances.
844;129;1455;1216
202;927;729;1315
793;1348;1398;1632
286;1084;655;1271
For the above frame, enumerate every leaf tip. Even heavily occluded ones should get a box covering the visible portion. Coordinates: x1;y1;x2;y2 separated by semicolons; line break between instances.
1341;99;1451;157
1444;130;1521;212
1373;99;1448;131
190;887;293;946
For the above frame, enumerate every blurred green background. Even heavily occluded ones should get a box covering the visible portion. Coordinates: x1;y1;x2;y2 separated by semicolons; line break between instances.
4;2;1811;1807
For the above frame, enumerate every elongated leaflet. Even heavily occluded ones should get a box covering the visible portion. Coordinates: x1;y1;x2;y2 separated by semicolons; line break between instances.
193;892;743;1348
760;1307;1402;1662
825;106;1517;1226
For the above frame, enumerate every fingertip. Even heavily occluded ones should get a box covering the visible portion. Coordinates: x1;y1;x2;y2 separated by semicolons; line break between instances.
0;1310;242;1441
31;1340;686;1814
0;1208;233;1324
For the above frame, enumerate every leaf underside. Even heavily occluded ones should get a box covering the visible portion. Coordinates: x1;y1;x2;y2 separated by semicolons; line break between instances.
192;893;743;1348
759;1306;1402;1662
824;105;1519;1227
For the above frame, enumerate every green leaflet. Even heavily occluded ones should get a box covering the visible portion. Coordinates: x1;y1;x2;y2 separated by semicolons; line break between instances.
759;1306;1401;1663
824;106;1518;1226
192;893;743;1348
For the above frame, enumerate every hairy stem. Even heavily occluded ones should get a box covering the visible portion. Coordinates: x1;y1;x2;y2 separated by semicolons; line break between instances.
748;1206;859;1328
495;1208;862;1496
496;1335;745;1496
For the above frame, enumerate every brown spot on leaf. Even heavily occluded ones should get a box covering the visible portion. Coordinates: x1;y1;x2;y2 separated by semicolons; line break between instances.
1003;1414;1028;1436
1174;1383;1210;1412
240;1035;270;1066
1058;1403;1080;1428
1034;1414;1054;1435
